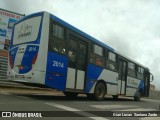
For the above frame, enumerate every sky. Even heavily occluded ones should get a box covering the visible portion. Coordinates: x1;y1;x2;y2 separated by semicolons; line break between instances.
1;0;160;90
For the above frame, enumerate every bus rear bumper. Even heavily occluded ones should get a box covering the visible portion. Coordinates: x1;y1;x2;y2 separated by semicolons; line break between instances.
7;70;46;85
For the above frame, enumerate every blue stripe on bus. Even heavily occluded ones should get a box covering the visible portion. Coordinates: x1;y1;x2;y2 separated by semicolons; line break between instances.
138;80;145;93
85;64;103;93
19;45;39;74
45;52;68;91
50;14;114;52
134;80;145;96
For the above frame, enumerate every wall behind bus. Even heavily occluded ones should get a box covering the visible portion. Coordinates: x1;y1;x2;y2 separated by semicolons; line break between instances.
0;8;24;81
149;90;160;100
0;8;24;50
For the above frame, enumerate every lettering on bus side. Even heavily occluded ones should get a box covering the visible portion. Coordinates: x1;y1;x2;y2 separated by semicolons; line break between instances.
29;47;37;51
53;61;64;68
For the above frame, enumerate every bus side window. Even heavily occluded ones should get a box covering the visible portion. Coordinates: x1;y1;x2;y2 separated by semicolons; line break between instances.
128;62;136;78
106;52;117;71
68;39;77;68
90;53;105;67
106;60;115;70
95;57;104;67
53;40;65;53
49;21;65;54
137;67;144;80
89;44;105;67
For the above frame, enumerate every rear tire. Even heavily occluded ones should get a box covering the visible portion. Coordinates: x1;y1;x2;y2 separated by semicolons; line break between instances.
94;82;106;101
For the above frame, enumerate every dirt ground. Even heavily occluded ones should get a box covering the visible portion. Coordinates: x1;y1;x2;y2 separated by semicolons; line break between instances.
0;87;63;95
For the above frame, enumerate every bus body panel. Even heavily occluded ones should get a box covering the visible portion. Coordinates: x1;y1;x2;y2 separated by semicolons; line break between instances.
85;64;103;93
66;68;76;89
32;12;49;72
45;52;68;91
126;76;145;96
9;47;18;69
86;64;145;97
98;69;118;95
86;64;118;95
76;70;85;90
65;68;86;90
33;12;49;84
14;45;39;74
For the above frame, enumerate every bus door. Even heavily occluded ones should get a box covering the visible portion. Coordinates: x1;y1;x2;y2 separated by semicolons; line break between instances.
66;35;87;91
117;59;127;94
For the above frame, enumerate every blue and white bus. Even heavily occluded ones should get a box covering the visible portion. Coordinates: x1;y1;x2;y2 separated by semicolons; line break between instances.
7;11;153;101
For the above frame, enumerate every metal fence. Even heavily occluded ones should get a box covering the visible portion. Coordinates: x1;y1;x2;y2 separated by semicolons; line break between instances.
0;55;8;80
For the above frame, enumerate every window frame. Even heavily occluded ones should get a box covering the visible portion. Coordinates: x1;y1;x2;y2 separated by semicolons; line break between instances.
127;62;136;78
93;44;104;57
52;23;64;40
105;50;117;72
48;20;66;54
89;43;105;67
137;66;144;80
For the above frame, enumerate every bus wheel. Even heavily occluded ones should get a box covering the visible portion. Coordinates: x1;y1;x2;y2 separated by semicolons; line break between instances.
134;90;141;101
63;92;78;98
94;82;106;101
112;95;118;99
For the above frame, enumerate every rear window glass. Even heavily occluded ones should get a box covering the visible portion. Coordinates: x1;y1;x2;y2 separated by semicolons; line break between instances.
13;16;41;45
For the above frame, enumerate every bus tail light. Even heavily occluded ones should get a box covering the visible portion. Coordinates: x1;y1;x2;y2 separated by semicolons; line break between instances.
9;55;13;69
32;54;37;65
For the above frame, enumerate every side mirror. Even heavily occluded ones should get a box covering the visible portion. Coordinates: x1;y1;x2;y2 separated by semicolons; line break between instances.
150;73;154;82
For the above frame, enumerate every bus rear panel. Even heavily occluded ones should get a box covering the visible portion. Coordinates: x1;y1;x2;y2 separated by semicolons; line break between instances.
8;12;49;85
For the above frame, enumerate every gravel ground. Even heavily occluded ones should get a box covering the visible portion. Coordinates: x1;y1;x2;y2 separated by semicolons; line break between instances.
0;87;63;95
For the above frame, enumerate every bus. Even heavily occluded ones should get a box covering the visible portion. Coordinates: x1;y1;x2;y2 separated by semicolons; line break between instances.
7;11;153;101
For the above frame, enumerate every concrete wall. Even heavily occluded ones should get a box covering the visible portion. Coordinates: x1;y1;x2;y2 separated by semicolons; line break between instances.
148;90;160;100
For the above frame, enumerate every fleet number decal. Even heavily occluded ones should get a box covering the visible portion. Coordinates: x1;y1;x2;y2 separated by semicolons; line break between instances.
53;61;64;68
29;47;37;51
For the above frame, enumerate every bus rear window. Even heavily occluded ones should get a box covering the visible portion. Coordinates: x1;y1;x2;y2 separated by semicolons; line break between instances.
13;16;41;45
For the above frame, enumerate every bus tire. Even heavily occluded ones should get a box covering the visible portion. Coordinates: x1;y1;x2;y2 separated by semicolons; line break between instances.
134;90;141;101
94;82;106;101
63;92;78;98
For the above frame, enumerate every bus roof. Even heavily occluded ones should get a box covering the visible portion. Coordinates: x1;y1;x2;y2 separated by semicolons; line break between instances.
45;11;148;69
